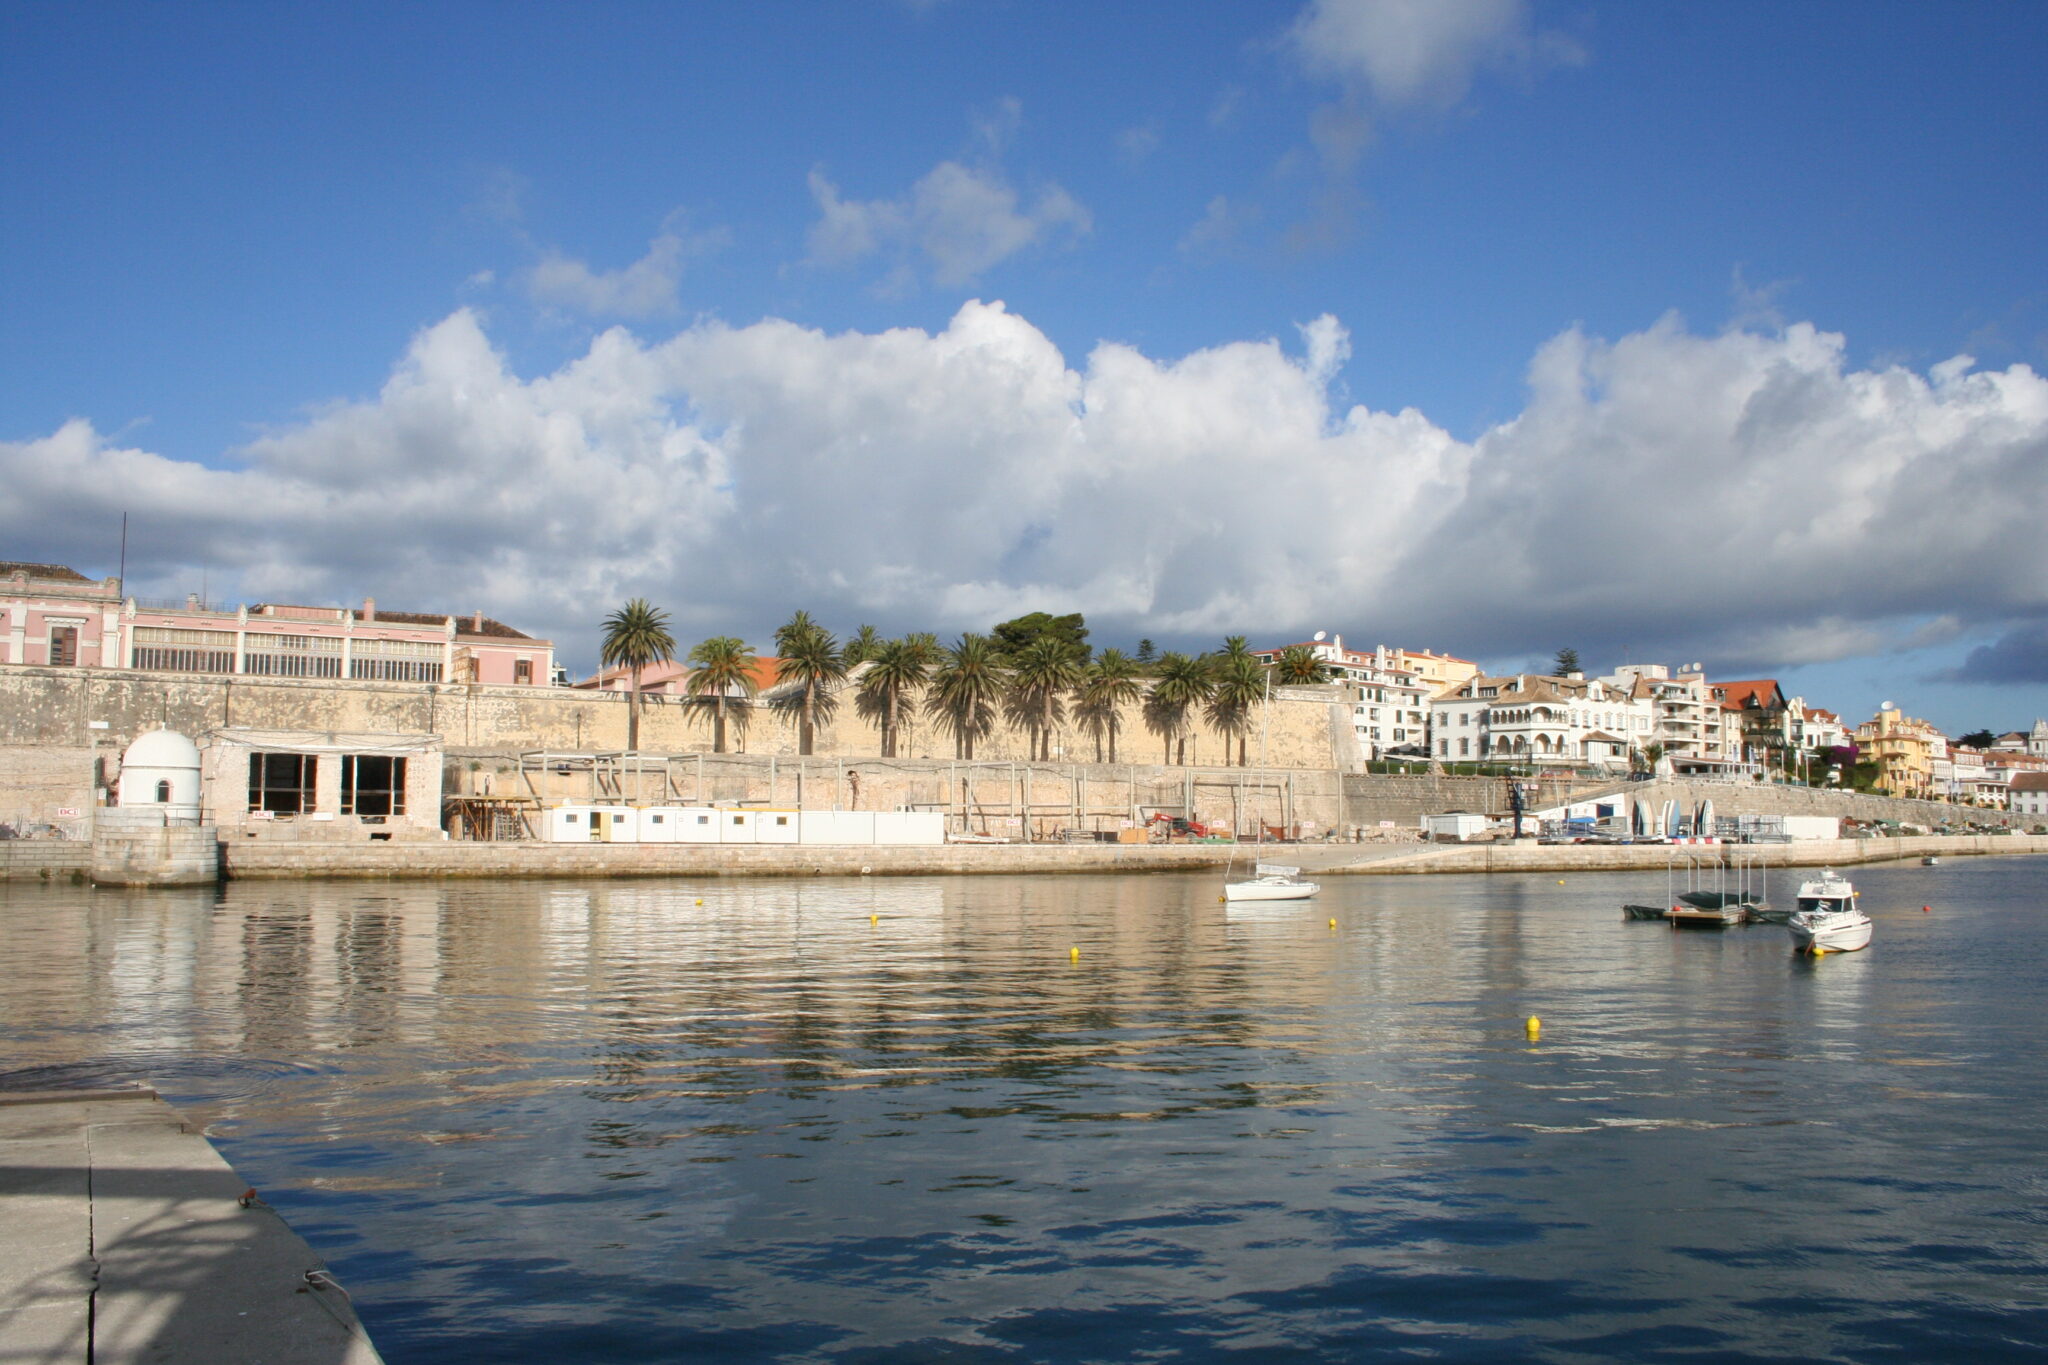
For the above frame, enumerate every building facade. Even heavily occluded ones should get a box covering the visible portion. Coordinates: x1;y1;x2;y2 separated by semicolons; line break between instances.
1254;635;1432;760
1431;672;1652;769
1;563;554;686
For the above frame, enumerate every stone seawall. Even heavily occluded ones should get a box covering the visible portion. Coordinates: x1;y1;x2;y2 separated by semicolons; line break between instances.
215;832;2048;883
222;840;1246;881
0;839;88;882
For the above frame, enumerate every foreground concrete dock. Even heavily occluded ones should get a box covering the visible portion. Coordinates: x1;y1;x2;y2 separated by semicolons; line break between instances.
0;1089;382;1365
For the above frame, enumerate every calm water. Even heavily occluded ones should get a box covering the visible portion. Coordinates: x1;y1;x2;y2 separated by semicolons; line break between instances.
4;859;2047;1362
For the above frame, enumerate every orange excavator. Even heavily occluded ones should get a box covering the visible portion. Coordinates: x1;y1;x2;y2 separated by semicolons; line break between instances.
1146;812;1213;839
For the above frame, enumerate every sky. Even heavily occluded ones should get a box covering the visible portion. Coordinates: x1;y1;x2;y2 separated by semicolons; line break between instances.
3;0;2046;735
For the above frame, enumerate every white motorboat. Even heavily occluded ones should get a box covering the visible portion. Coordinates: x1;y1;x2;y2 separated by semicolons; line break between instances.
1225;863;1319;902
1787;869;1872;953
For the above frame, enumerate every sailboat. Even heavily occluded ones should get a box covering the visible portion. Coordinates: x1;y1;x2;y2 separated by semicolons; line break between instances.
1225;640;1319;902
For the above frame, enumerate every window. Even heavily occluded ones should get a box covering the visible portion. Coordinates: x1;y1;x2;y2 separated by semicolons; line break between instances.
650;814;664;825
49;625;79;666
134;627;236;674
249;753;315;814
696;815;710;825
350;637;444;682
514;658;533;684
1460;738;1470;756
775;816;789;826
244;633;343;678
155;779;171;803
565;812;581;825
341;755;406;816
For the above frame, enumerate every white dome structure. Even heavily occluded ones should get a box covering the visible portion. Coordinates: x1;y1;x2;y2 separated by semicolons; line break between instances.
116;727;203;823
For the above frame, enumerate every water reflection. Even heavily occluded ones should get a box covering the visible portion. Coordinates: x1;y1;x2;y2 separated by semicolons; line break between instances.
3;861;2047;1362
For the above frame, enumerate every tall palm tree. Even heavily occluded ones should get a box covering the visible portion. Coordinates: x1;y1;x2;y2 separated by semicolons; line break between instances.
685;635;760;754
772;612;846;756
845;623;883;665
774;609;821;657
858;637;933;758
1145;652;1217;765
927;634;1006;760
1273;644;1332;685
1077;648;1143;763
1009;636;1085;761
599;598;675;753
1208;652;1266;767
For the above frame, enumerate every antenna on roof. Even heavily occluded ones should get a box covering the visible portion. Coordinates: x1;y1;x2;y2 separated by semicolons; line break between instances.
117;511;127;597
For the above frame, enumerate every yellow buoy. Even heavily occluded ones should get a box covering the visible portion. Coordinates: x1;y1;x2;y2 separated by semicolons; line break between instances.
1557;879;1565;885
1525;1015;1541;1041
1218;895;1227;903
1070;945;1080;962
695;898;703;905
1812;946;1826;957
1328;918;1337;930
869;913;878;926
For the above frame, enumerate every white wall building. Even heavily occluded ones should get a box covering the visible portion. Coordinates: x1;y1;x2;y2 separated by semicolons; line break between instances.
1254;634;1432;761
1431;672;1654;769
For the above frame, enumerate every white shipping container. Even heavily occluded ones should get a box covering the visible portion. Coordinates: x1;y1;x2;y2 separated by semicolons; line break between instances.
756;810;801;844
799;811;877;845
873;811;945;845
1779;815;1843;841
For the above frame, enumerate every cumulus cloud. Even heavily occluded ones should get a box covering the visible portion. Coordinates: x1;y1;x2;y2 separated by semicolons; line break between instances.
806;162;1090;288
4;305;2046;678
1943;622;2048;684
1287;0;1578;109
527;219;725;318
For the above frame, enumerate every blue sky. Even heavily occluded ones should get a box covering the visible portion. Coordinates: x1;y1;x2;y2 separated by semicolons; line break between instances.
4;1;2046;734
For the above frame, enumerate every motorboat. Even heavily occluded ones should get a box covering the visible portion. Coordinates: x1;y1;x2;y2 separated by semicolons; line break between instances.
1620;903;1669;921
1787;869;1872;953
1225;863;1319;902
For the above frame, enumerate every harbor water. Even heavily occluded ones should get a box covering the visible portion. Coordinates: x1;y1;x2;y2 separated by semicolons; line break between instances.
3;858;2046;1362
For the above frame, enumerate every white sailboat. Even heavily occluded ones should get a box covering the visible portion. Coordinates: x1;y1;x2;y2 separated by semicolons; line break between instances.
1225;862;1320;902
1787;869;1872;953
1224;637;1320;904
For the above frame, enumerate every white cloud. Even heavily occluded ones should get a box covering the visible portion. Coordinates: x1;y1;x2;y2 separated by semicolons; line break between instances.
1288;0;1577;108
527;221;725;319
5;305;2046;678
806;161;1091;288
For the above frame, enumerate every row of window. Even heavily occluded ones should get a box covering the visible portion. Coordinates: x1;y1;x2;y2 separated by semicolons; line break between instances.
249;753;407;816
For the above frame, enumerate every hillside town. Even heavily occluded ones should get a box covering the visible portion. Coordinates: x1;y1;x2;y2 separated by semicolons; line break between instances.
7;559;2046;822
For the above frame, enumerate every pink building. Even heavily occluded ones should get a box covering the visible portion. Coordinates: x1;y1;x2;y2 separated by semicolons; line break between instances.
2;562;553;685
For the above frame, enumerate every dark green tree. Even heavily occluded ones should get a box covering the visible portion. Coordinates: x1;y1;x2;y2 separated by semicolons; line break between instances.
1135;638;1157;665
1957;729;1997;750
845;624;884;665
990;611;1090;662
1553;647;1582;676
599;598;676;753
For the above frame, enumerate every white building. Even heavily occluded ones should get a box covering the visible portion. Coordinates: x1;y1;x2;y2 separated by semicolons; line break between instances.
1431;672;1653;769
2010;772;2048;818
1254;634;1432;761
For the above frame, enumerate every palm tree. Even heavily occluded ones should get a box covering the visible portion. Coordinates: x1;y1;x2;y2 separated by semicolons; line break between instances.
858;637;933;758
1207;652;1266;767
927;634;1007;760
1009;636;1085;761
772;612;845;756
1273;644;1332;685
845;624;883;665
686;636;760;754
774;609;821;656
1077;648;1143;763
1145;651;1217;765
599;598;676;753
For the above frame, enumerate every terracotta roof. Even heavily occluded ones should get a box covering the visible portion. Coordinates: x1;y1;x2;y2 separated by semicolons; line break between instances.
0;561;93;582
2009;772;2048;792
1711;680;1784;710
579;655;784;693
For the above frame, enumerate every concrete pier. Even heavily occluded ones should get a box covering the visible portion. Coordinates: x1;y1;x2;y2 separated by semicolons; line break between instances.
0;1089;383;1365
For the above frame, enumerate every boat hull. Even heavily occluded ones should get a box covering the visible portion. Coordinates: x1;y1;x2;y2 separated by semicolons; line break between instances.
1224;880;1319;902
1789;911;1873;953
1621;903;1669;921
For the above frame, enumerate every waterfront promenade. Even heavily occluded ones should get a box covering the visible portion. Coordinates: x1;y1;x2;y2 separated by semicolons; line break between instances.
5;831;2038;883
0;1089;384;1365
